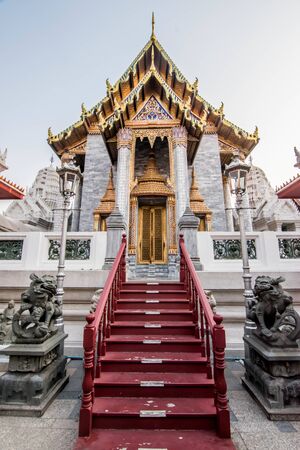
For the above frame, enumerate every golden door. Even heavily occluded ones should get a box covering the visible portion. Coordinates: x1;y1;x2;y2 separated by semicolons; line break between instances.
138;206;166;264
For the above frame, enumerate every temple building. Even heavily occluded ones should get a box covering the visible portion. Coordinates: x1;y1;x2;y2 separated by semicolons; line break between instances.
47;16;259;273
4;160;60;231
247;159;300;232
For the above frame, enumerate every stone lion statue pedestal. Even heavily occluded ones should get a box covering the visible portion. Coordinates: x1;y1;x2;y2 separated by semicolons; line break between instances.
242;276;300;420
0;274;69;416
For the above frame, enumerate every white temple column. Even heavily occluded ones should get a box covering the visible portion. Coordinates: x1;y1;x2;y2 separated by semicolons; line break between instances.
223;175;234;231
173;126;189;223
116;128;132;227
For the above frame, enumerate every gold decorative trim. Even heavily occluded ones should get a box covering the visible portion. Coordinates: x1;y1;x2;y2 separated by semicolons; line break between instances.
172;126;187;148
88;122;101;135
129;197;138;254
117;128;133;149
167;196;177;254
133;128;172;149
204;122;218;134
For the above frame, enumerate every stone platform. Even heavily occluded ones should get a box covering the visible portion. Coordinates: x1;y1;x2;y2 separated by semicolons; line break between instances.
242;335;300;420
0;333;69;416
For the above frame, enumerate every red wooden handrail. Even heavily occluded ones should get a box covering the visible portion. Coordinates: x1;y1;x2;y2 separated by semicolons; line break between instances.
79;233;127;437
179;234;230;438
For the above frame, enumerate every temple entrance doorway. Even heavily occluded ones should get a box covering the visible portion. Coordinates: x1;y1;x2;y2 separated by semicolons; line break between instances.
138;199;167;264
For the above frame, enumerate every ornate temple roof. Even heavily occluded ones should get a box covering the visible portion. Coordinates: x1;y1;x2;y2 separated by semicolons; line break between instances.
48;15;259;164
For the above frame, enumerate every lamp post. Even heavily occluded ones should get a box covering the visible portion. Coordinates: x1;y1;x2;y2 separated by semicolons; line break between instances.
225;151;255;335
56;160;82;328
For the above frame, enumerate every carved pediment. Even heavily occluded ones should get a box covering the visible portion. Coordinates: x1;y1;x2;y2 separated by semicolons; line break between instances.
133;96;173;121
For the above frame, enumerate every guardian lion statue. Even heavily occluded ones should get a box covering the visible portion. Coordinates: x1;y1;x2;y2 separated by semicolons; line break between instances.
12;273;62;342
247;275;300;348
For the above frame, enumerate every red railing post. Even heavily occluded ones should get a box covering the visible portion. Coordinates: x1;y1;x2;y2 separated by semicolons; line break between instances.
79;313;96;437
121;233;127;283
213;314;230;438
78;236;128;437
179;234;185;283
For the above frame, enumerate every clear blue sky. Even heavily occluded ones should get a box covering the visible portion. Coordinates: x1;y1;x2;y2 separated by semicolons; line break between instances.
1;0;300;193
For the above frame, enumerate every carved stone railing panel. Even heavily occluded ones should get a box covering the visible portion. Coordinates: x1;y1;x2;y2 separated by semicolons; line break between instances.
48;239;91;260
213;239;257;260
278;238;300;259
0;240;23;260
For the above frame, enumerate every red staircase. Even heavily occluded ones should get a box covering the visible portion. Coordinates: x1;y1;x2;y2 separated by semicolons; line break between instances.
75;235;233;450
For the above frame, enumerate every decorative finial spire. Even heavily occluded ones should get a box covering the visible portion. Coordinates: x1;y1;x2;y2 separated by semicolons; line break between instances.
186;96;192;108
0;147;7;162
294;146;300;169
106;78;112;92
81;103;87;115
48;127;53;139
150;44;155;72
217;102;224;116
253;126;259;139
193;77;199;91
114;96;121;110
151;12;156;40
50;155;54;166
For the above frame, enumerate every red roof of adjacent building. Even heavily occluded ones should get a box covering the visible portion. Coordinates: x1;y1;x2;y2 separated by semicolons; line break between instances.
0;175;24;199
276;174;300;199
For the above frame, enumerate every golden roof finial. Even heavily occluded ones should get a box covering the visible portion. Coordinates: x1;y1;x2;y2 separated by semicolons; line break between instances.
217;102;224;116
106;78;112;92
151;12;156;40
193;77;199;91
114;97;121;110
81;103;87;115
150;44;155;72
48;127;53;139
186;96;192;108
253;126;259;139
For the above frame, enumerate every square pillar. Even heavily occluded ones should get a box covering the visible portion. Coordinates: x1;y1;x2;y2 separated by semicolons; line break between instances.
115;128;132;229
178;207;203;270
173;127;190;224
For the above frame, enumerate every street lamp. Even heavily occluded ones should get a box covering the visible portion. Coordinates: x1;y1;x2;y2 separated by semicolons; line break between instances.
225;151;255;335
56;159;82;328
